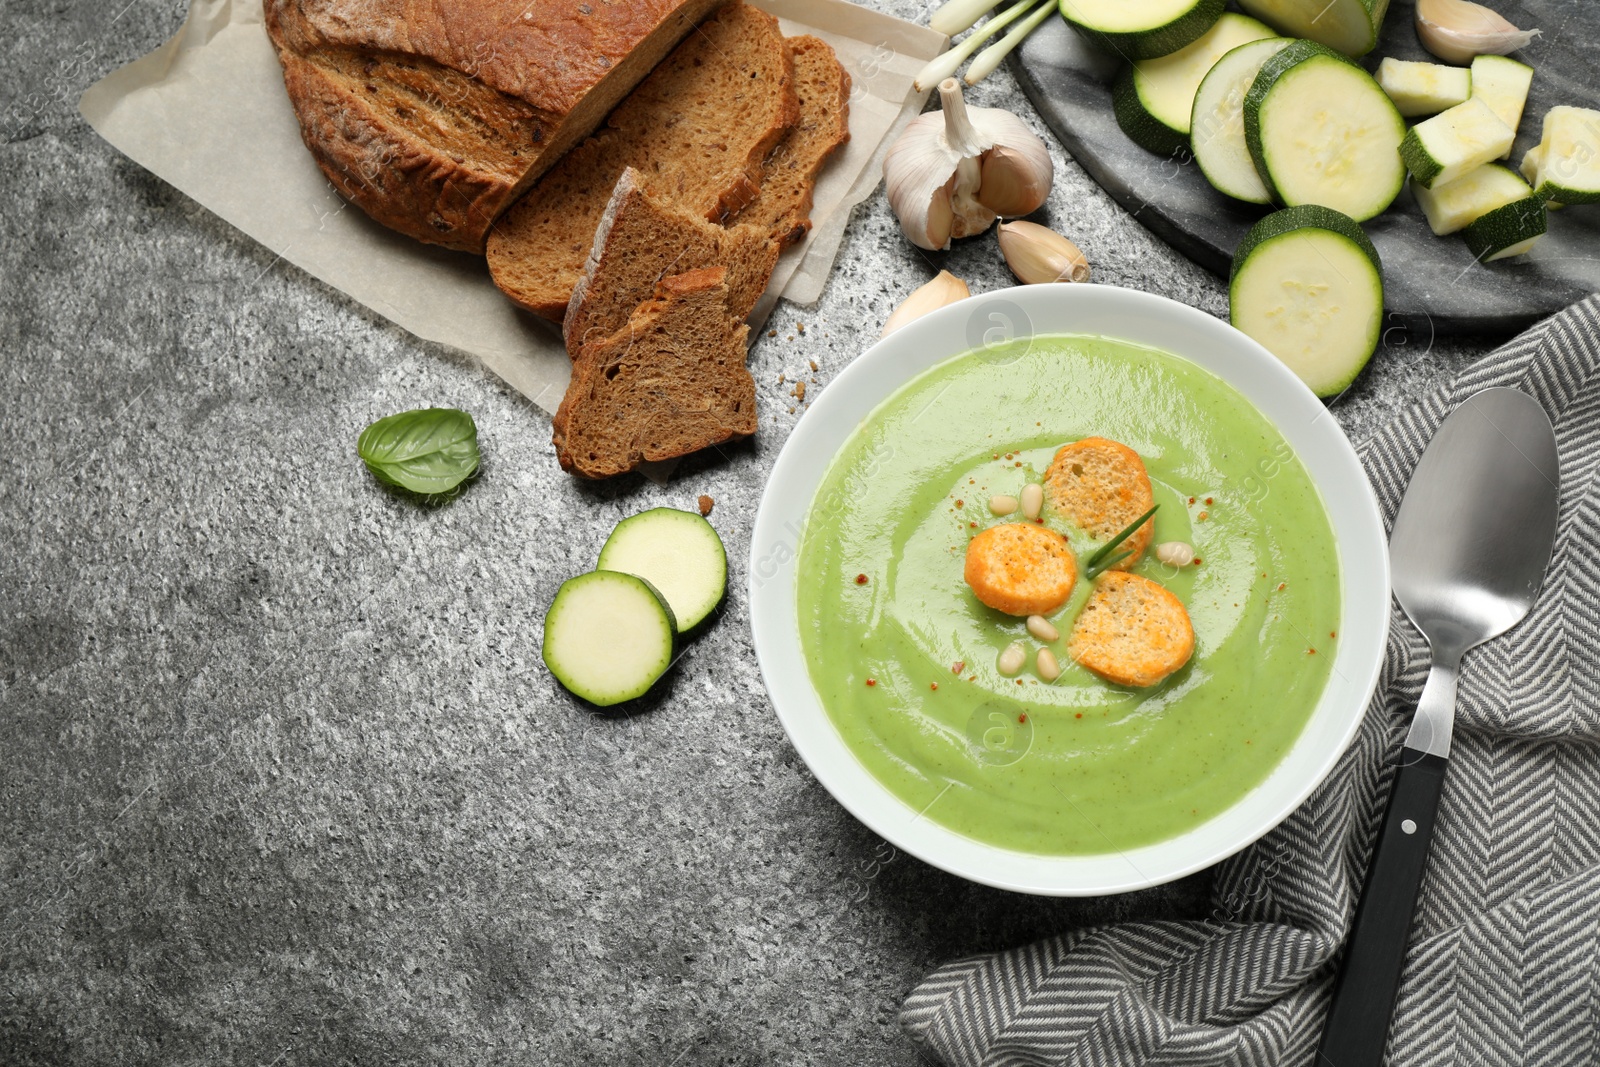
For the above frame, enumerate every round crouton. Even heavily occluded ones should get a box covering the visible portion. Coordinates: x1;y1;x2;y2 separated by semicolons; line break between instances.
964;522;1078;617
1068;572;1194;688
1044;437;1155;569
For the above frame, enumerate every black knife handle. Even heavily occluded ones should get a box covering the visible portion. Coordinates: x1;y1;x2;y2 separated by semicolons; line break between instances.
1315;745;1449;1067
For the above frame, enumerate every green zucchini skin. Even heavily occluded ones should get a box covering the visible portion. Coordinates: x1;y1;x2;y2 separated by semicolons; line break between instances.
1059;0;1226;61
1112;65;1190;156
1399;128;1444;188
1238;0;1389;56
1230;204;1382;278
1536;182;1600;206
1463;197;1547;261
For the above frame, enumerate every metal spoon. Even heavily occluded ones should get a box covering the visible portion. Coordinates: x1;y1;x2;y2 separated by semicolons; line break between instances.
1317;387;1559;1065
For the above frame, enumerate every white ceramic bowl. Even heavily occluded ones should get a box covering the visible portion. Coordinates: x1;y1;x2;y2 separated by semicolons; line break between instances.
748;284;1389;896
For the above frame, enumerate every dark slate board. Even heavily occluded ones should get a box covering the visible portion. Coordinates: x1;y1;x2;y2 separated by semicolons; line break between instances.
1012;1;1600;335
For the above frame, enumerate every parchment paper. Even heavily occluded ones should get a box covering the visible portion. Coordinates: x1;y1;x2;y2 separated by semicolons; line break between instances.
79;0;944;414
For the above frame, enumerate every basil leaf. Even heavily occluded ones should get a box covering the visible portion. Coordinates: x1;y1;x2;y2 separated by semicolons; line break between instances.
357;408;480;497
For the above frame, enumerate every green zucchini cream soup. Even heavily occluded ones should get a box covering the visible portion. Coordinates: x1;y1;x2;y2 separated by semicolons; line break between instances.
795;335;1340;855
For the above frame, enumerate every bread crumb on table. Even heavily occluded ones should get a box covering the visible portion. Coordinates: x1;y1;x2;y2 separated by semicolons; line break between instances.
698;495;714;517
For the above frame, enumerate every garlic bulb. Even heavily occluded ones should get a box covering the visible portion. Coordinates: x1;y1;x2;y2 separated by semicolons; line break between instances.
998;221;1090;284
1416;0;1540;65
883;78;1054;250
882;271;971;336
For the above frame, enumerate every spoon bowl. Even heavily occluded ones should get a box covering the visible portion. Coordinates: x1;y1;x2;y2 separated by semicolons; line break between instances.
1389;387;1559;755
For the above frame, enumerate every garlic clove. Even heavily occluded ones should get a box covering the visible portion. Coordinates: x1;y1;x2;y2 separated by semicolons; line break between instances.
925;181;957;250
976;142;1053;217
1416;0;1540;65
882;271;971;337
998;221;1091;284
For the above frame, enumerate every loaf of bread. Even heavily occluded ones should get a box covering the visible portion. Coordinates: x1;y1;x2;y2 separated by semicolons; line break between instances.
553;268;755;478
486;0;799;319
264;0;725;253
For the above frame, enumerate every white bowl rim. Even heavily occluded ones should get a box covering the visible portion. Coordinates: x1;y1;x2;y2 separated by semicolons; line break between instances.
747;283;1390;896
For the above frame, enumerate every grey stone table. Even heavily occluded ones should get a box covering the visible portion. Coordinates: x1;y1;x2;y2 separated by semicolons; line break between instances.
1;3;1494;1064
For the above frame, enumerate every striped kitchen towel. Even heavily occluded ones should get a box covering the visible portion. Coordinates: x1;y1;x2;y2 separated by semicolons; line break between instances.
901;293;1600;1067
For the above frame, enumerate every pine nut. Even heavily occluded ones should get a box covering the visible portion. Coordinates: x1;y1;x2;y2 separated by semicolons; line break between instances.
1026;615;1059;642
1155;541;1196;567
1021;483;1044;520
1036;647;1061;682
997;641;1026;676
988;494;1018;516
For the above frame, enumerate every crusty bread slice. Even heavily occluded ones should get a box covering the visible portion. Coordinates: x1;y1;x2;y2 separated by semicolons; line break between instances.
265;0;724;253
1044;437;1156;569
553;268;755;478
562;37;849;353
734;35;853;247
1068;572;1195;688
562;169;779;356
487;1;798;319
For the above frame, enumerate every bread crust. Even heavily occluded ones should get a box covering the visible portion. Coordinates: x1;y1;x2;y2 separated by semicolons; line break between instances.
265;0;725;252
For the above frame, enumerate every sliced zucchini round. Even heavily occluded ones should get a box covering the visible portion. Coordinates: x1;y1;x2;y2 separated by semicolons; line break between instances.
596;507;727;632
543;571;677;707
1191;37;1291;203
1059;0;1225;61
1464;197;1547;262
1244;40;1405;221
1237;0;1391;57
1229;205;1384;397
1112;13;1277;156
